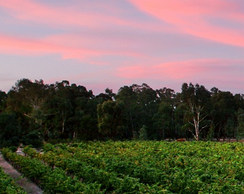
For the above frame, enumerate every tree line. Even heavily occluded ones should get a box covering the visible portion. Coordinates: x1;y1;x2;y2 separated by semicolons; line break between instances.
0;79;244;147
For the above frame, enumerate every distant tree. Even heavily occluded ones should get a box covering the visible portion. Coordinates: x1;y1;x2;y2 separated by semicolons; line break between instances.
116;86;138;138
153;88;176;139
181;83;211;140
153;101;174;139
70;85;98;140
2;78;244;142
131;84;158;138
105;88;116;100
97;100;125;139
0;113;21;147
117;84;158;139
96;88;115;104
0;91;7;113
139;125;148;140
6;79;47;127
156;87;175;103
172;104;185;138
236;109;244;139
210;90;237;138
41;81;74;139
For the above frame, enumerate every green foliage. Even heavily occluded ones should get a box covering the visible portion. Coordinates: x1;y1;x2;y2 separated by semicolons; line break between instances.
153;101;175;139
181;83;211;140
237;109;244;139
0;90;7;113
207;123;215;140
139;125;148;140
24;144;166;193
22;130;43;148
97;100;125;138
2;148;103;193
0;167;26;193
210;90;238;138
1;79;244;142
23;141;244;193
0;113;21;148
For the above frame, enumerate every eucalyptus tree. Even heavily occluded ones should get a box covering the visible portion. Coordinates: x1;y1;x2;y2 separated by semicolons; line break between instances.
97;100;125;139
5;79;48;146
116;85;137;138
181;83;211;140
210;90;238;138
0;112;21;147
6;79;47;125
0;91;7;113
70;84;97;139
236;108;244;139
131;83;158;138
116;84;158;139
152;87;176;139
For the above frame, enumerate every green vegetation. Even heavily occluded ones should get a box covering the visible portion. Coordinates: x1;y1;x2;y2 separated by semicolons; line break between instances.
0;166;26;194
1;148;103;193
1;79;244;146
23;146;162;193
21;141;244;193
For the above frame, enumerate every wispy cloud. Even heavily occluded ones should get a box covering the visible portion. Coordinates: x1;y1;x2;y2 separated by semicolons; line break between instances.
129;0;244;47
1;0;244;93
117;58;244;80
0;34;103;60
0;0;169;31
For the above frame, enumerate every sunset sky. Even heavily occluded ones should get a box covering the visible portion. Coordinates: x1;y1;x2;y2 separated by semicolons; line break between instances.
1;0;244;94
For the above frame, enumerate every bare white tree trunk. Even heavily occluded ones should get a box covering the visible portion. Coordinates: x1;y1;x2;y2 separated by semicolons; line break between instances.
73;131;76;139
62;119;65;134
189;104;207;141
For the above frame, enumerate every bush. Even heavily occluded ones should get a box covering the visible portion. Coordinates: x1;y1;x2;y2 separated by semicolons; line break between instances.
22;130;43;148
139;125;148;140
0;167;26;193
0;113;21;148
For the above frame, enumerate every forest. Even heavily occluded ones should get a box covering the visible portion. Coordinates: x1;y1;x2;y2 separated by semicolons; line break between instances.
0;78;244;148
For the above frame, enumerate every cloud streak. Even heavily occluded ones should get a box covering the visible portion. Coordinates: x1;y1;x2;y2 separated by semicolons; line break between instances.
0;0;169;32
1;0;244;94
0;32;144;63
129;0;244;47
0;34;103;60
117;58;244;81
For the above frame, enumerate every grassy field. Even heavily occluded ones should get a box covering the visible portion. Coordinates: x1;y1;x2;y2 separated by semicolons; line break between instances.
2;141;244;193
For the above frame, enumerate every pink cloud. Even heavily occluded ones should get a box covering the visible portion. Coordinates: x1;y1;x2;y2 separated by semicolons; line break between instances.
129;0;244;47
0;0;169;32
44;34;143;58
0;0;117;28
0;33;143;62
117;58;244;80
0;34;102;60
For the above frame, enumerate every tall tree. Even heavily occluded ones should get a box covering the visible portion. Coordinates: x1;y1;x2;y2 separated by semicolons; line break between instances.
116;86;137;138
210;90;237;138
0;113;21;147
0;91;7;113
97;100;125;139
70;84;97;140
236;109;244;139
152;87;176;139
42;81;73;138
132;83;158;138
7;79;47;125
181;83;211;140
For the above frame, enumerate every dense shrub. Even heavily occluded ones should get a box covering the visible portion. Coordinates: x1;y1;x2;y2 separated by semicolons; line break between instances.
0;113;21;148
0;167;26;193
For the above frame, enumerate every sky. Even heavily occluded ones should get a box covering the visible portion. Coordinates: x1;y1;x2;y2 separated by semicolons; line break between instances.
1;0;244;94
